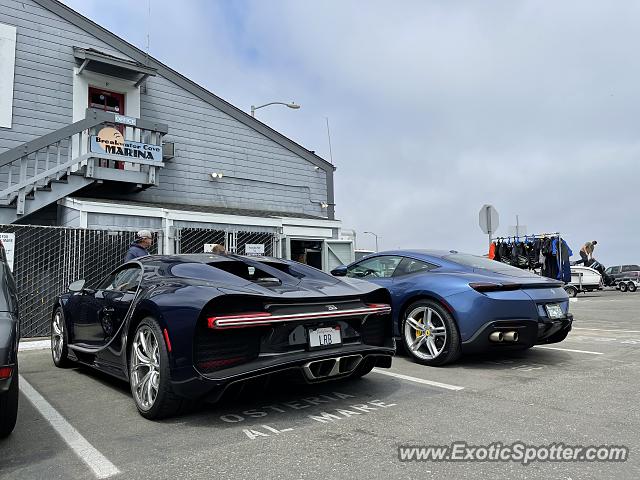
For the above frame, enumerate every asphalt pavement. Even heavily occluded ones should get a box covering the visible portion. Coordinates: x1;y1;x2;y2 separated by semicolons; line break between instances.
1;289;639;479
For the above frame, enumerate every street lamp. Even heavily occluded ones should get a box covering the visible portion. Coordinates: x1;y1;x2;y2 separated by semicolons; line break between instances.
363;231;379;252
251;101;300;117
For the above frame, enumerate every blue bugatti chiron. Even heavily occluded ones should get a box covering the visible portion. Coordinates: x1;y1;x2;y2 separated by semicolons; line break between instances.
331;250;573;366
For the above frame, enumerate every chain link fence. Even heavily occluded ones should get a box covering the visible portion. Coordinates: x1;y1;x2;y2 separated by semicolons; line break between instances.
0;224;158;338
175;227;278;257
4;222;278;338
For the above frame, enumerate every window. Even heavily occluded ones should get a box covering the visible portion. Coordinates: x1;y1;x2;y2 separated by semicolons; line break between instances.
622;265;640;272
445;253;538;278
98;266;141;292
346;255;403;279
393;257;438;277
611;266;621;274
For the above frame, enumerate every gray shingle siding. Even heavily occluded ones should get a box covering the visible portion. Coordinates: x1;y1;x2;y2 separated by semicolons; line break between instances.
0;0;329;219
0;0;131;150
137;74;327;216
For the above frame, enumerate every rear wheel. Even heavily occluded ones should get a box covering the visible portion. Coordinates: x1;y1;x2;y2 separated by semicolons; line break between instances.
401;300;461;366
564;286;578;298
129;318;184;419
0;366;18;438
51;308;72;368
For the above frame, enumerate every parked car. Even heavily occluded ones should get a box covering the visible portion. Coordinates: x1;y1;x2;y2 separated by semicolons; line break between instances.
51;254;394;419
604;264;640;284
0;241;19;438
331;250;573;366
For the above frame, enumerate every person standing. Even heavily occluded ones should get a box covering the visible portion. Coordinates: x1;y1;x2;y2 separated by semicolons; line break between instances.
124;230;153;262
579;240;597;265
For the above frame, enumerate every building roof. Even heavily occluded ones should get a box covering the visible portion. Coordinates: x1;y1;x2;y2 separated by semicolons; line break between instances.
33;0;336;176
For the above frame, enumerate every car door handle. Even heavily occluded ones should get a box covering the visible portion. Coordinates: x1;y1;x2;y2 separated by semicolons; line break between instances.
102;307;115;313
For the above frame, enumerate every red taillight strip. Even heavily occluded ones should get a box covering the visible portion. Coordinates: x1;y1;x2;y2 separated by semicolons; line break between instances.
208;304;391;330
0;366;12;380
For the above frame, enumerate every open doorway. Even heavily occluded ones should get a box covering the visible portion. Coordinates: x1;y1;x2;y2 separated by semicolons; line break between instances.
290;239;323;270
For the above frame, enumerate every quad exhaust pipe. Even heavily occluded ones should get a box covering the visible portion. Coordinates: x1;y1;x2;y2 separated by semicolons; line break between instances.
489;331;504;342
489;331;519;343
302;355;363;381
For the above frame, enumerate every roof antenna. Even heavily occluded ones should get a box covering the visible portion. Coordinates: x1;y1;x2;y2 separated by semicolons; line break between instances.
145;0;151;64
325;117;334;165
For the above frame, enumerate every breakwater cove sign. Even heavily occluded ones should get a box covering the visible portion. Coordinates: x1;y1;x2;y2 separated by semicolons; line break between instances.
90;127;162;161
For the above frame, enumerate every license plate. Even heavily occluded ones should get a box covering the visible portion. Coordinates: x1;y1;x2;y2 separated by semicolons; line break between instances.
308;326;341;349
545;303;564;319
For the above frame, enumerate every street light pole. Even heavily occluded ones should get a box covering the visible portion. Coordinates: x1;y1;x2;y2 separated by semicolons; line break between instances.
251;101;300;117
364;231;379;252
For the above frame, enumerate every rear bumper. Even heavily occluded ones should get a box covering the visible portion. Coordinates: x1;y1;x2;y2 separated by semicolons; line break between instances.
461;314;573;354
0;311;19;393
169;342;395;401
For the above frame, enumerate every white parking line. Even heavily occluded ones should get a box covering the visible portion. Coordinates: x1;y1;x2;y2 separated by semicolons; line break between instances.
534;346;604;355
372;368;464;391
19;375;120;479
573;327;640;334
19;339;50;351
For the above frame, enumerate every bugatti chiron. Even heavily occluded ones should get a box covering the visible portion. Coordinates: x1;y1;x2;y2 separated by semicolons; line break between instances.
51;254;394;419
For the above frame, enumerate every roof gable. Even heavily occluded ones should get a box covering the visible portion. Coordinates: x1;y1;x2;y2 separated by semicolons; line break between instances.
32;0;335;174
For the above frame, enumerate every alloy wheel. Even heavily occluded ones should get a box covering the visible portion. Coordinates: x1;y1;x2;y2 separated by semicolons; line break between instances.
51;311;64;362
403;306;447;360
130;326;161;411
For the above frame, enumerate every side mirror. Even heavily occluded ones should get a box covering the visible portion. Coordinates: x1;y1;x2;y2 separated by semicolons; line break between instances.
331;265;348;277
69;279;86;292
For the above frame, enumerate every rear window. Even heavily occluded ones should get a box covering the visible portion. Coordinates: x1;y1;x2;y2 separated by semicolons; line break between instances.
445;253;538;277
170;260;335;284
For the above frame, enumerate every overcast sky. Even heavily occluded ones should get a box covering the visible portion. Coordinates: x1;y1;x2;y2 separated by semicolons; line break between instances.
63;0;639;264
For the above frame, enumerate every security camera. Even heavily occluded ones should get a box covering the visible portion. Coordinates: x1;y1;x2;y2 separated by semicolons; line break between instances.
313;166;321;171
210;172;223;179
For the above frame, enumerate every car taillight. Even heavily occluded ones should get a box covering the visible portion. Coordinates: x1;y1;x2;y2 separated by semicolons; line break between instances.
207;312;272;329
470;282;522;292
0;366;12;379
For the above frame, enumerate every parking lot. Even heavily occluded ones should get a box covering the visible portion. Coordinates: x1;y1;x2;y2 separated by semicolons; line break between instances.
1;290;638;479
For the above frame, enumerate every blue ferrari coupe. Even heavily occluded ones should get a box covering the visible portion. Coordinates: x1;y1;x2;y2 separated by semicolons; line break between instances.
331;250;573;366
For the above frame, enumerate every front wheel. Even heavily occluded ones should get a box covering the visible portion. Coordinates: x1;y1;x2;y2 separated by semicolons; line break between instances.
619;282;628;293
401;300;461;366
129;318;184;419
0;367;18;438
51;308;72;368
564;286;578;298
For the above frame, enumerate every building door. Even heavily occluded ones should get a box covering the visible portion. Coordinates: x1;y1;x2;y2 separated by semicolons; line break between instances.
290;239;323;270
89;87;126;168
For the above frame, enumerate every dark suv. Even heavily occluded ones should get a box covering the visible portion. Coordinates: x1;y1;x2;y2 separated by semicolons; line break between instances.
604;264;640;283
0;241;19;438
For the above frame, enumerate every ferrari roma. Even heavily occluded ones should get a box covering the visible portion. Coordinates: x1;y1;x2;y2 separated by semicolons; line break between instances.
331;250;573;366
51;254;394;419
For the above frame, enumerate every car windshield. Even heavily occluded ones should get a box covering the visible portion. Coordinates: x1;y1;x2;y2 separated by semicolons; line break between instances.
444;253;539;277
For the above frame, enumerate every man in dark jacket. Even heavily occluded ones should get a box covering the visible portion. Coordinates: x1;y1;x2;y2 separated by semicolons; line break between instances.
124;230;153;262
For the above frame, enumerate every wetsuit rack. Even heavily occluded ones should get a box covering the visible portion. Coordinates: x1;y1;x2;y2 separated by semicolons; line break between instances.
492;232;566;282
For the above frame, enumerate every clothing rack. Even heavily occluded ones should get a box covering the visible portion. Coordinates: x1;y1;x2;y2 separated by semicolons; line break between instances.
494;233;562;269
491;232;570;283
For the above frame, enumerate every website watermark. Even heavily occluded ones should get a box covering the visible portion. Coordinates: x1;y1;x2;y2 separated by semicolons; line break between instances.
398;442;628;465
